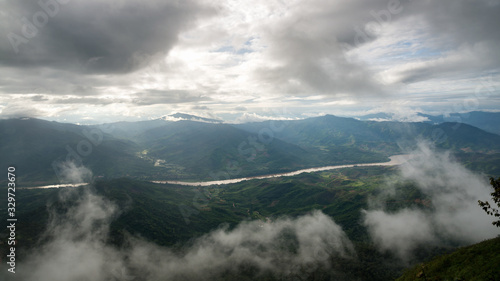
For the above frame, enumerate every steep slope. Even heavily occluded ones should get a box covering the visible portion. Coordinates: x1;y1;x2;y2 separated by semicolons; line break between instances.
0;118;154;184
397;237;500;281
357;111;500;136
135;121;324;180
3;115;500;184
95;113;222;140
236;115;389;147
420;111;500;135
415;122;500;152
92;119;168;140
235;115;500;154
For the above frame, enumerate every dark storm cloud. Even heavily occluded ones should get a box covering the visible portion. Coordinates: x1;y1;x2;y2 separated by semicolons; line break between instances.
256;0;500;94
254;0;411;96
1;0;499;120
416;0;500;45
390;0;500;84
0;65;112;96
132;89;211;105
0;0;215;73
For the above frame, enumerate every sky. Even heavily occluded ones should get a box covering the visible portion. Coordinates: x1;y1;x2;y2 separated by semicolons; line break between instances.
0;0;499;123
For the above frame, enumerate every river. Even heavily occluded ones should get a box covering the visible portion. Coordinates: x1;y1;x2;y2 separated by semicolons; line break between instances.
22;155;413;189
21;183;89;190
152;154;413;187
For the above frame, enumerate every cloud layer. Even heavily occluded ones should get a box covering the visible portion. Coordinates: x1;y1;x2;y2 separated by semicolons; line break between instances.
1;0;499;122
363;142;498;261
1;0;214;73
3;183;355;280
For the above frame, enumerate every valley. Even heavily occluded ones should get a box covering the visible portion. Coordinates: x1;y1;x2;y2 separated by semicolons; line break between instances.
1;166;412;280
0;114;499;280
152;154;412;186
2;1;500;279
2;114;500;186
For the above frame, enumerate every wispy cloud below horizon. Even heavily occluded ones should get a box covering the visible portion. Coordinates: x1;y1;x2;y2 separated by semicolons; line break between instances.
363;141;498;262
3;167;355;281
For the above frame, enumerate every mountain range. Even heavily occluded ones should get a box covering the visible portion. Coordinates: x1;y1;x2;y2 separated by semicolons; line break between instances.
358;111;500;135
1;112;500;185
1;112;499;280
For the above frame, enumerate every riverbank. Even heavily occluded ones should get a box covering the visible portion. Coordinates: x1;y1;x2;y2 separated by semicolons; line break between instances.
19;155;413;189
152;154;413;187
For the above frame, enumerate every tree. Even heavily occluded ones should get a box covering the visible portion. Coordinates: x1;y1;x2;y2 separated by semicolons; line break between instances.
478;177;500;227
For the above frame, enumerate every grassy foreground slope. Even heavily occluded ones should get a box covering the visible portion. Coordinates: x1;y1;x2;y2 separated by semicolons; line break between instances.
396;237;500;281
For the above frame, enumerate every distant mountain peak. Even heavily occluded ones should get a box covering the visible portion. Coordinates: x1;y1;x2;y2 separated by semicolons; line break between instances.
160;113;222;123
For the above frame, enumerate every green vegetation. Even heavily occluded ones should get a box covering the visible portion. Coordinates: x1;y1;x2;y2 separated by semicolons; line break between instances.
396;237;500;281
0;118;164;185
1;115;500;280
236;115;500;156
0;166;440;280
455;153;500;177
3;115;500;185
478;177;500;227
218;166;400;241
418;111;500;135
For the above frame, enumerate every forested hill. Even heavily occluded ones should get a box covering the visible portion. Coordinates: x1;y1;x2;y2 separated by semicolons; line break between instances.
2;114;500;185
396;236;500;281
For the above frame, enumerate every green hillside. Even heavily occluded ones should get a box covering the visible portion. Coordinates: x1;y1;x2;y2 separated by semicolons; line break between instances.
419;111;500;135
0;167;437;280
0;118;160;185
397;237;500;281
2;115;500;185
236;115;500;154
136;121;316;179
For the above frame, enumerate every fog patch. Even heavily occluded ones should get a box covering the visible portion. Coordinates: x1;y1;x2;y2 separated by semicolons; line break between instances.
363;209;436;261
20;191;121;281
8;185;354;280
363;141;498;261
53;161;93;184
128;210;355;280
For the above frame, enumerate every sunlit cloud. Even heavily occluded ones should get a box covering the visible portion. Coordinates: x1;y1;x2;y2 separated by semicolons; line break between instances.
0;0;499;122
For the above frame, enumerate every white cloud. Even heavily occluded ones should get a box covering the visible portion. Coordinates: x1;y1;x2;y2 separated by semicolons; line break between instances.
363;142;498;261
52;161;93;184
6;186;355;281
363;209;436;261
232;112;300;124
1;0;500;122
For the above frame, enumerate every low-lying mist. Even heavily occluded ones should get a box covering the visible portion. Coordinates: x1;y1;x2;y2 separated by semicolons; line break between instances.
3;141;498;280
363;141;498;262
4;163;356;281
